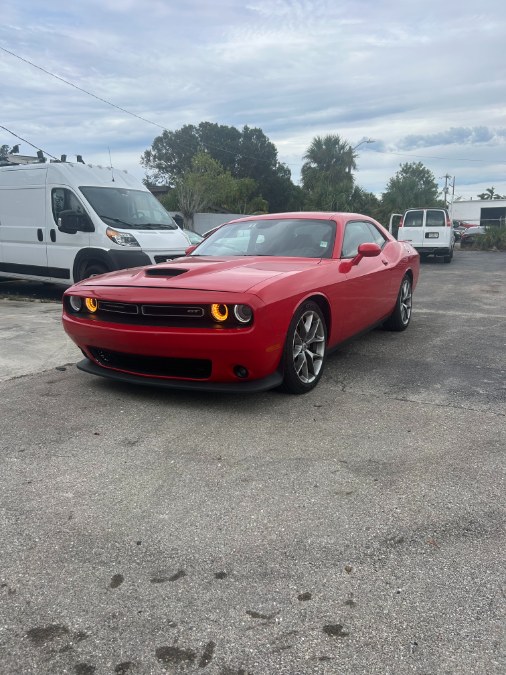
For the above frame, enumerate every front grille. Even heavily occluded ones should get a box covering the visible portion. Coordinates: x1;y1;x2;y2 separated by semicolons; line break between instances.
98;301;205;320
89;347;212;379
141;305;204;318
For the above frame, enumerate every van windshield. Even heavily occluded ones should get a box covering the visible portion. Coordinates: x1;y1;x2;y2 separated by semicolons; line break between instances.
79;187;178;230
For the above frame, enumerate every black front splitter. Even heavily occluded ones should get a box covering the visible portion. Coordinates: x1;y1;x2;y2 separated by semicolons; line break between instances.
76;358;283;394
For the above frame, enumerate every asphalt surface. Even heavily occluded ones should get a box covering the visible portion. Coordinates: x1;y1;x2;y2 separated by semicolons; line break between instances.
0;250;505;675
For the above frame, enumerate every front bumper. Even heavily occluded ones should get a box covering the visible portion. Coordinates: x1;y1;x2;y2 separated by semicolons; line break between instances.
76;357;283;392
414;246;452;255
62;300;287;389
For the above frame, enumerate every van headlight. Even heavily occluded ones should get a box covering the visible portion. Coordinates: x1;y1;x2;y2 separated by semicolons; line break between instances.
106;227;140;247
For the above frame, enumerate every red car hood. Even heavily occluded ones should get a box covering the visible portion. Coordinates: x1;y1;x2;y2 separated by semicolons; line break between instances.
77;256;320;293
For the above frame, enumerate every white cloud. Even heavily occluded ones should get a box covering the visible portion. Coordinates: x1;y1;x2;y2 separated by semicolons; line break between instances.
1;0;505;201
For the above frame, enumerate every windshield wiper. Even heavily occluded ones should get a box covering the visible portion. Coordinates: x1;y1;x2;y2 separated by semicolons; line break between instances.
98;214;132;228
138;223;177;230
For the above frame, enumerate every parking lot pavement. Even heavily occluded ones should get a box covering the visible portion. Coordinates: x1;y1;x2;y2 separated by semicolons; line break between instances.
0;251;505;675
0;298;81;382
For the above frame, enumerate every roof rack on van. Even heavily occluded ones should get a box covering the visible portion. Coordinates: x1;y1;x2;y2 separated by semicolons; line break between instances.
0;150;47;166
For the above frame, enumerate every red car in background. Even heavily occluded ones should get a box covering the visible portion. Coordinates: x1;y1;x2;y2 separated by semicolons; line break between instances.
62;212;420;394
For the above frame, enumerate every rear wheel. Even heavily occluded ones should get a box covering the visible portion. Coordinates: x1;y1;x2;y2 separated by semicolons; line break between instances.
384;275;412;331
443;248;454;263
279;301;327;394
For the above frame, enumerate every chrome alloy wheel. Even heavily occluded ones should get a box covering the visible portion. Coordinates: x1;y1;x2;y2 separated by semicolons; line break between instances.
400;277;412;325
292;310;326;384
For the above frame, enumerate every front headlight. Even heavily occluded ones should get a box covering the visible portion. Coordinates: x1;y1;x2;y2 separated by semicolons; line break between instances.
233;304;253;324
68;295;82;312
106;227;140;247
209;303;253;325
210;304;229;322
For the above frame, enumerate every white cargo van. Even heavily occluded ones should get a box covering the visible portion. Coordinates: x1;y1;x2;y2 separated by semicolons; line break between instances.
0;160;190;284
396;207;455;263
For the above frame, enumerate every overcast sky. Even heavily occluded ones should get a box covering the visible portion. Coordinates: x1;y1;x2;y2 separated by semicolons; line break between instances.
2;0;506;202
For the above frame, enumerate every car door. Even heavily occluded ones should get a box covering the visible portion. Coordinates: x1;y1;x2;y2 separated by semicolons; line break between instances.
423;208;450;248
46;186;92;282
398;209;424;248
337;219;394;340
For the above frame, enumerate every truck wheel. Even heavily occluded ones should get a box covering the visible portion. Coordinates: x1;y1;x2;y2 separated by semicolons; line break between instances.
78;261;109;281
443;249;454;263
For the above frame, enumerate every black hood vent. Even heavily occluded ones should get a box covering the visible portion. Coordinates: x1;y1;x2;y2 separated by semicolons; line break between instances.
146;267;188;277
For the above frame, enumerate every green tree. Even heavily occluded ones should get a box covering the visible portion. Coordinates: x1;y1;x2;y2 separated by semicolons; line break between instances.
141;122;297;212
301;134;356;210
348;186;382;220
381;162;442;216
477;186;506;200
161;152;266;227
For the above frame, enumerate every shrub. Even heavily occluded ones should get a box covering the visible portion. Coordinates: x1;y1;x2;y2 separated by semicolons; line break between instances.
474;226;506;251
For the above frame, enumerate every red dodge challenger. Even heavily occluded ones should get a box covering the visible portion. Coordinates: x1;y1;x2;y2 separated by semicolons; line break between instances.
62;212;419;394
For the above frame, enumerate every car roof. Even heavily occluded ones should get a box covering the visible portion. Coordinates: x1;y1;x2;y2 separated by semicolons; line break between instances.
225;211;378;224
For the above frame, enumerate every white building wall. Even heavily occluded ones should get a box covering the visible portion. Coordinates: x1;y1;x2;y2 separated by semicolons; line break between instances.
450;200;506;226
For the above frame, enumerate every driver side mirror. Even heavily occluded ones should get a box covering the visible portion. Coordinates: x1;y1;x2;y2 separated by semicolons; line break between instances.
58;210;94;234
339;242;381;273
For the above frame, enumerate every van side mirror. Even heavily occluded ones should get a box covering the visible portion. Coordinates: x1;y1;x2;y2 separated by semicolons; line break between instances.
58;210;94;234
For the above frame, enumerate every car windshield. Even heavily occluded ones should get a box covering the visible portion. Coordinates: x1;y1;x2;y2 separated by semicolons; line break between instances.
79;187;178;230
193;218;336;258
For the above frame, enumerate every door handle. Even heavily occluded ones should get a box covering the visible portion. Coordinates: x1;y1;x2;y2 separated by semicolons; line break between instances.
50;229;56;243
37;228;43;242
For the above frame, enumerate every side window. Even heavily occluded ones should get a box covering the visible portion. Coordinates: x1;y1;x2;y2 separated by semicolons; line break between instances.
426;210;445;227
52;188;87;225
341;221;376;258
364;221;387;248
404;211;423;227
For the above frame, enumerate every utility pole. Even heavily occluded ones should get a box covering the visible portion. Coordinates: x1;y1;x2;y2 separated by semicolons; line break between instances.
441;173;453;208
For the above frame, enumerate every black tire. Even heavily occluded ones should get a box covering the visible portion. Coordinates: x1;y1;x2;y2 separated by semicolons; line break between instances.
78;261;110;281
443;248;454;263
384;275;412;332
278;301;327;394
419;253;429;262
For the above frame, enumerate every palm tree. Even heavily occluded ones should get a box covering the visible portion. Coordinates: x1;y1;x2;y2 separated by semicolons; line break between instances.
477;187;506;200
301;135;356;210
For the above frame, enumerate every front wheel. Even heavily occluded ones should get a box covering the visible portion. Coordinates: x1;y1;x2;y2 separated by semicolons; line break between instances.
384;275;412;331
279;301;327;394
77;261;110;282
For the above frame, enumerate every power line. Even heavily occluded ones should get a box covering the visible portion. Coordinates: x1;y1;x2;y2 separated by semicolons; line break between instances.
0;124;58;160
0;45;278;166
0;44;498;169
0;46;167;132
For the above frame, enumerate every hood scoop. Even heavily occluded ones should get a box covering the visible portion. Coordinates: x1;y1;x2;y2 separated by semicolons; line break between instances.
145;267;188;277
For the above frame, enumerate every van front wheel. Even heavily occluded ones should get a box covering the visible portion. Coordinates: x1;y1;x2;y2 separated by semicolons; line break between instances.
77;261;110;281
